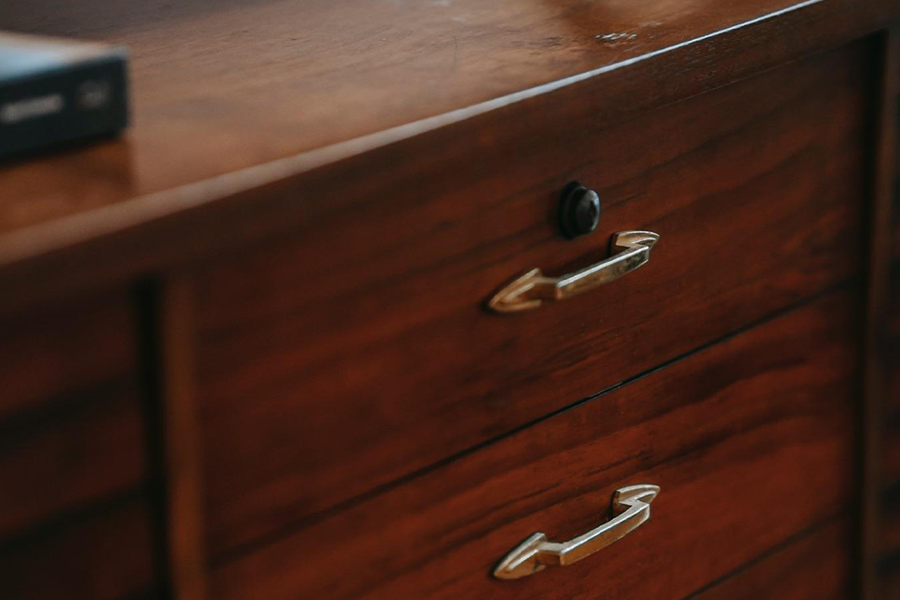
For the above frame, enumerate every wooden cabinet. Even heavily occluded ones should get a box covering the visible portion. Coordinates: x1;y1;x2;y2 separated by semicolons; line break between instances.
192;44;867;558
2;1;900;599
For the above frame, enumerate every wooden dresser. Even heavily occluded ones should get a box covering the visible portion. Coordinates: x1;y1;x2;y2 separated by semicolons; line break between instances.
3;1;900;598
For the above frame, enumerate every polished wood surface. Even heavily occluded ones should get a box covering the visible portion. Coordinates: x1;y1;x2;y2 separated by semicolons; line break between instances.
884;566;900;600
0;1;898;311
192;45;867;558
212;290;857;599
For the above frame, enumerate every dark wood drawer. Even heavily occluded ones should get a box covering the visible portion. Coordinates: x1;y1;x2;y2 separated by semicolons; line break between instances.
193;45;867;556
0;291;157;598
211;290;858;598
0;292;147;539
0;290;138;419
0;388;146;540
0;500;157;600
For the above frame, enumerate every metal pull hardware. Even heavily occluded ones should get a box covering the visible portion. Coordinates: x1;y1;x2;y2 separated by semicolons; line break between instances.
487;230;659;313
493;484;660;580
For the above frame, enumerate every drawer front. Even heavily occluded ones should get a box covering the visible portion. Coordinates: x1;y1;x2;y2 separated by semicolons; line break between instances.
193;45;868;555
0;291;156;598
691;520;851;600
0;290;138;419
0;387;146;540
0;500;156;600
211;291;858;599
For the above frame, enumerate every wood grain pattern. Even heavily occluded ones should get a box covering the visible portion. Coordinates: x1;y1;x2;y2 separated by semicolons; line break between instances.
0;2;897;311
0;291;146;539
691;520;851;600
880;484;900;557
0;290;159;596
0;389;145;541
211;290;858;599
0;0;892;218
0;499;156;600
192;45;868;558
0;291;137;419
870;30;900;599
159;275;209;600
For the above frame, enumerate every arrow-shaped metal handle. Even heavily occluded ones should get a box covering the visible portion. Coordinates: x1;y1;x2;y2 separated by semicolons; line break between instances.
487;230;660;313
493;484;660;580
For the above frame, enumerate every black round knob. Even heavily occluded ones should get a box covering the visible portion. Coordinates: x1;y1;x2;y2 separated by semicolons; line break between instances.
558;182;601;239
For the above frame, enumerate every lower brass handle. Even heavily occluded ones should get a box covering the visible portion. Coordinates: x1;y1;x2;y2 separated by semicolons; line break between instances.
487;230;659;313
493;484;660;580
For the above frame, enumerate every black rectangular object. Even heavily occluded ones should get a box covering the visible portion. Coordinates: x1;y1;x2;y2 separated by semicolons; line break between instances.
0;32;128;159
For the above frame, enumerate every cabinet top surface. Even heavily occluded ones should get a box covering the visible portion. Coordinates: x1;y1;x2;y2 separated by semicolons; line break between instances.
0;0;894;300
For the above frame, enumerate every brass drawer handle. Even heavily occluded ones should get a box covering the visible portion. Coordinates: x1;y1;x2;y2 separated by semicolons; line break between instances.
487;230;659;313
493;484;660;580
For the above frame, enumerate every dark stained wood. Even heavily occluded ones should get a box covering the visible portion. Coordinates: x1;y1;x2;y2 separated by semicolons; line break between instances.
882;415;900;488
884;261;900;397
0;389;145;541
0;2;898;311
0;291;147;539
691;520;852;600
0;291;137;419
880;486;900;557
880;277;900;587
159;275;209;600
887;262;900;325
0;499;156;600
863;30;900;600
0;0;893;214
0;290;159;595
882;565;900;600
0;3;887;597
211;290;858;599
192;45;869;558
867;29;900;600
